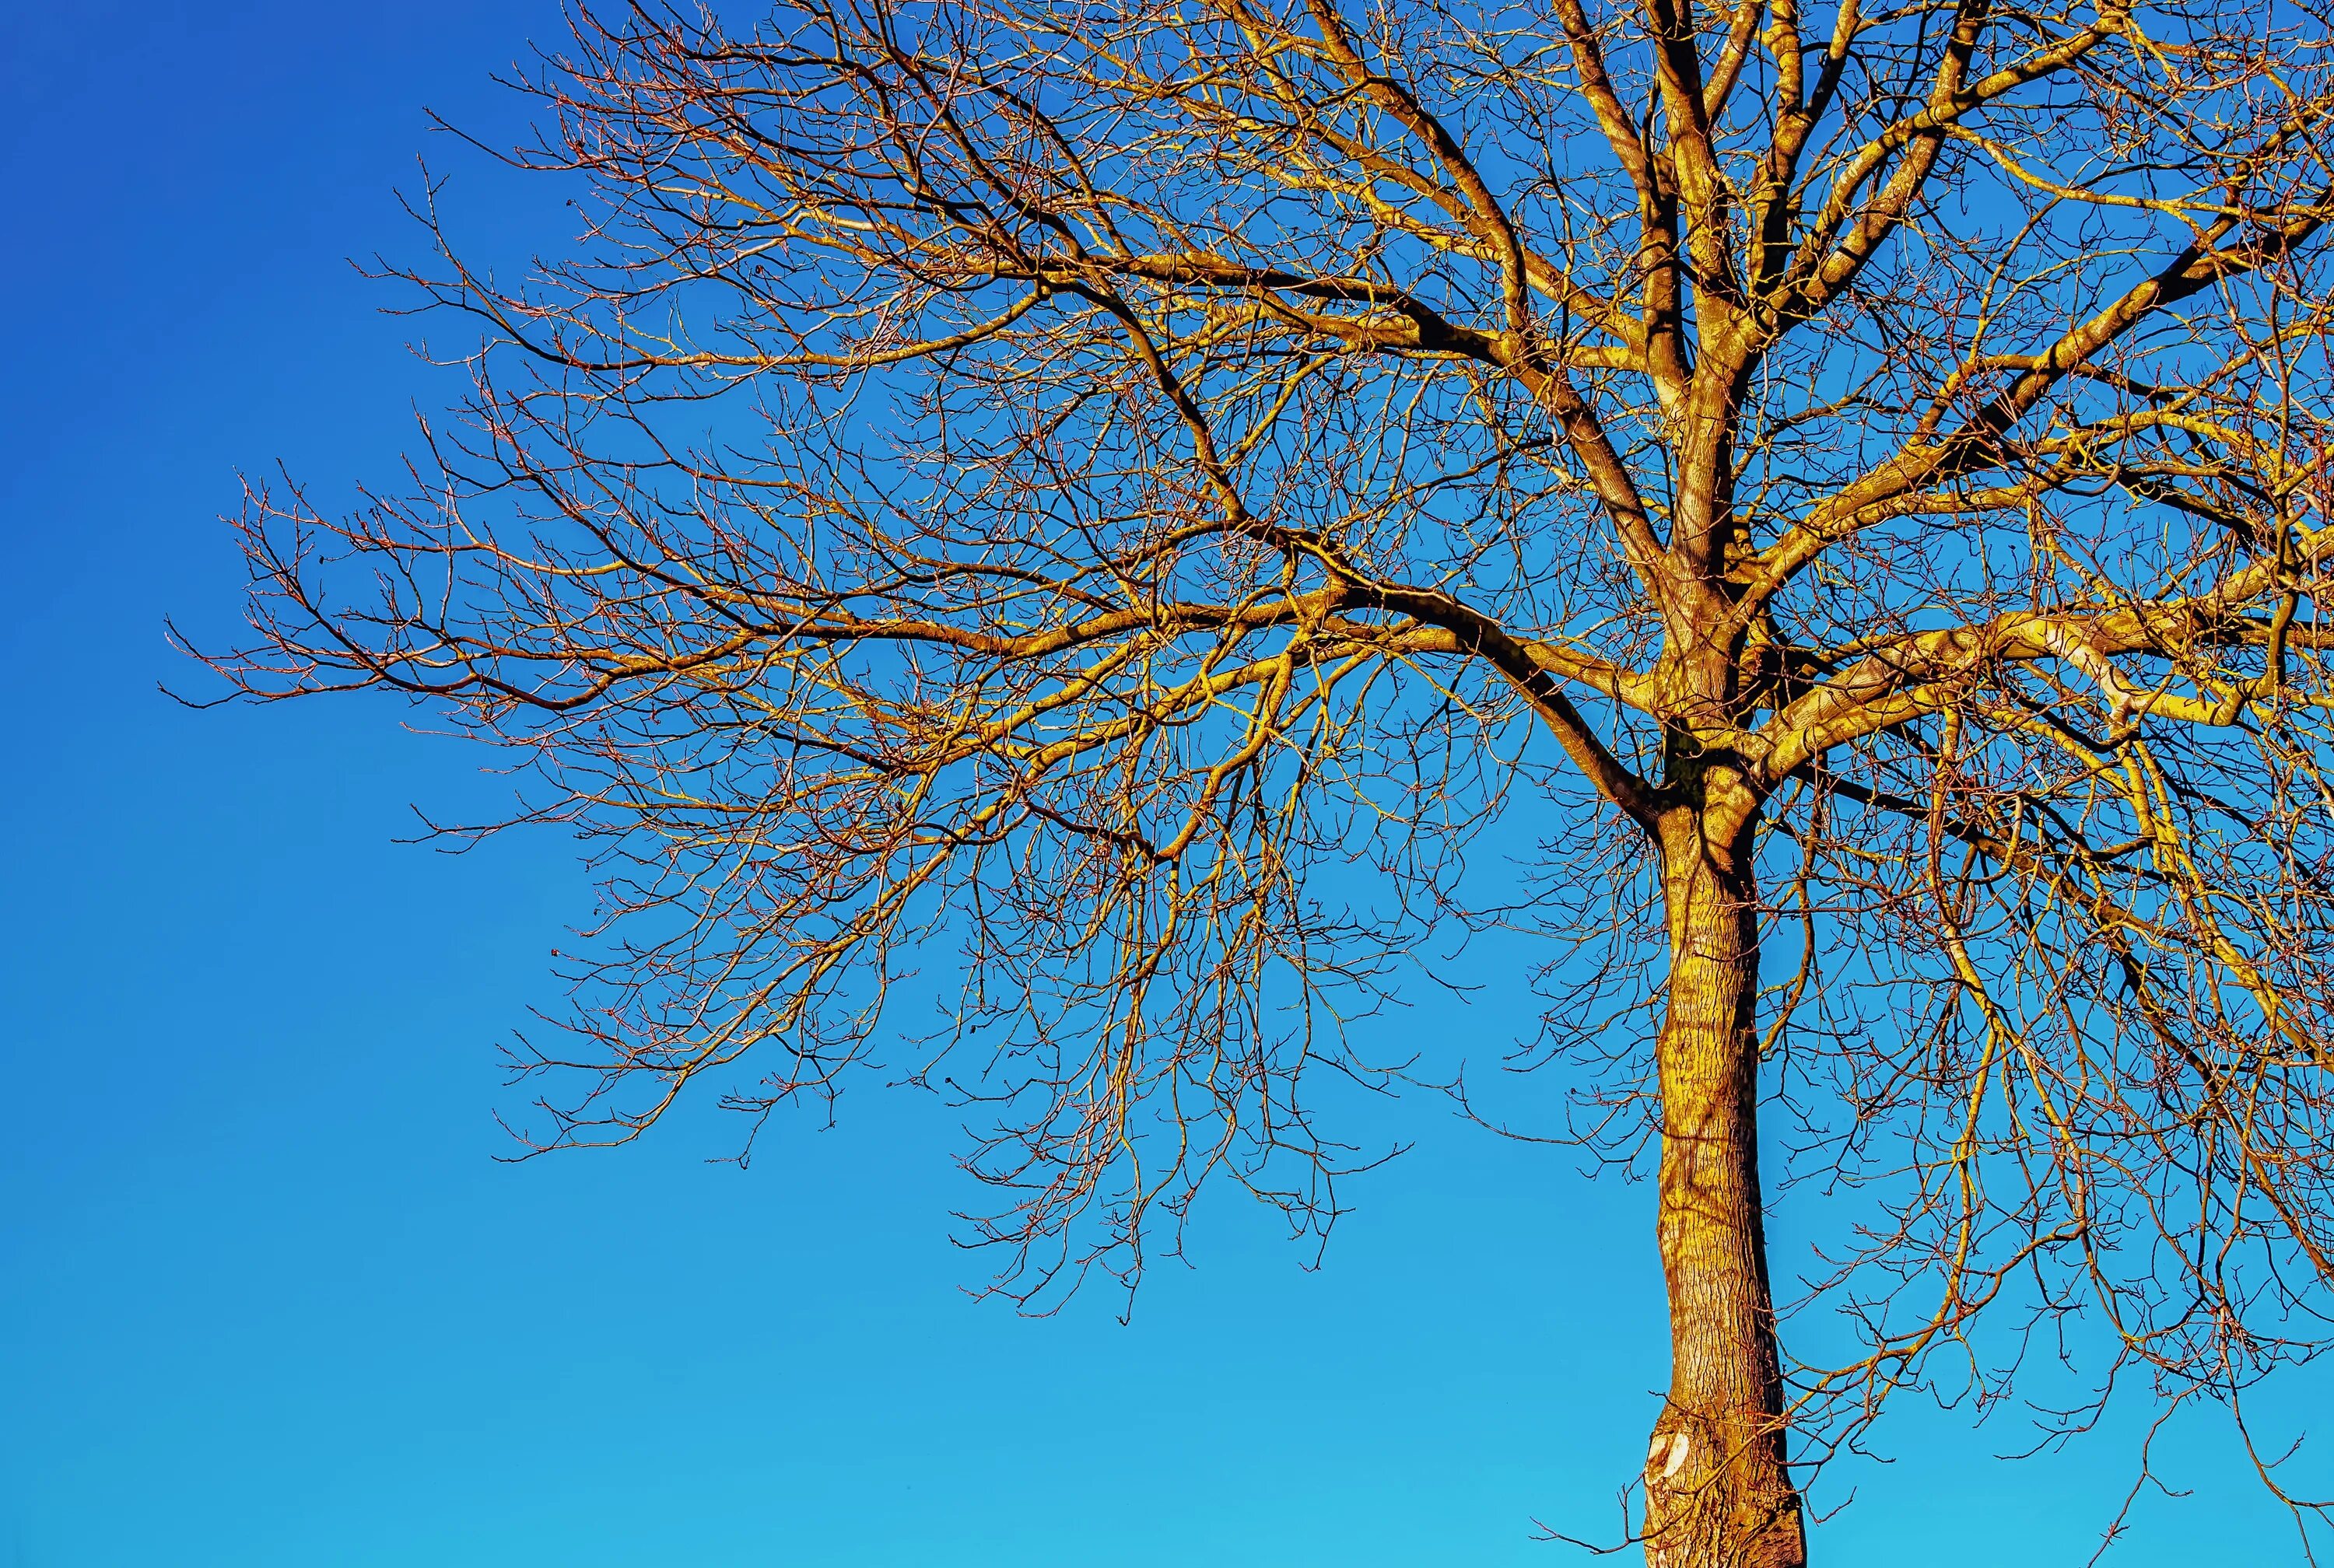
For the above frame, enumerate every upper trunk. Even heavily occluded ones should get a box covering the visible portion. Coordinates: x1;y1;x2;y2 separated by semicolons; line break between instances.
1641;795;1803;1568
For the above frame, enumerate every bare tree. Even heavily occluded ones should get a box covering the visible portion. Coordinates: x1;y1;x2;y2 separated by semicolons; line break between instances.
191;0;2334;1559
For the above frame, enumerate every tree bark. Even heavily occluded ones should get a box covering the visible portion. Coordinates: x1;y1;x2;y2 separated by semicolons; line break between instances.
1641;797;1804;1568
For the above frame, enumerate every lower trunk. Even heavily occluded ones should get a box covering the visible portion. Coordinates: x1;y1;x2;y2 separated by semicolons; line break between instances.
1641;807;1803;1568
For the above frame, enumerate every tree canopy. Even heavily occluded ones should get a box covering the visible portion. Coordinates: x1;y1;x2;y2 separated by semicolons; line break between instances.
198;0;2334;1556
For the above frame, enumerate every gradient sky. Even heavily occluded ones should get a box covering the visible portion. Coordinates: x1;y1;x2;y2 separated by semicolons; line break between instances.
1;4;2325;1564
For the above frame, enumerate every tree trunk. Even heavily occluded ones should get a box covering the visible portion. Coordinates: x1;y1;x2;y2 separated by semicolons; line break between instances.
1641;801;1804;1568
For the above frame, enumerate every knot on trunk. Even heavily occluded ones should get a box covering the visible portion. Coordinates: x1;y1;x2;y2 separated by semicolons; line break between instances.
1642;1406;1805;1568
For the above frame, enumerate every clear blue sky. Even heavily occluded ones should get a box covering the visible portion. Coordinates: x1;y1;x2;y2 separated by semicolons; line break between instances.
0;4;2321;1564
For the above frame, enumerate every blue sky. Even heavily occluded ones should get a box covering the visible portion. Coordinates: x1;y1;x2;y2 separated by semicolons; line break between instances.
0;3;2323;1564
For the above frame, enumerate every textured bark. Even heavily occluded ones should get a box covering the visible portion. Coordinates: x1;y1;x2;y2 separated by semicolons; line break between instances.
1641;795;1803;1568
